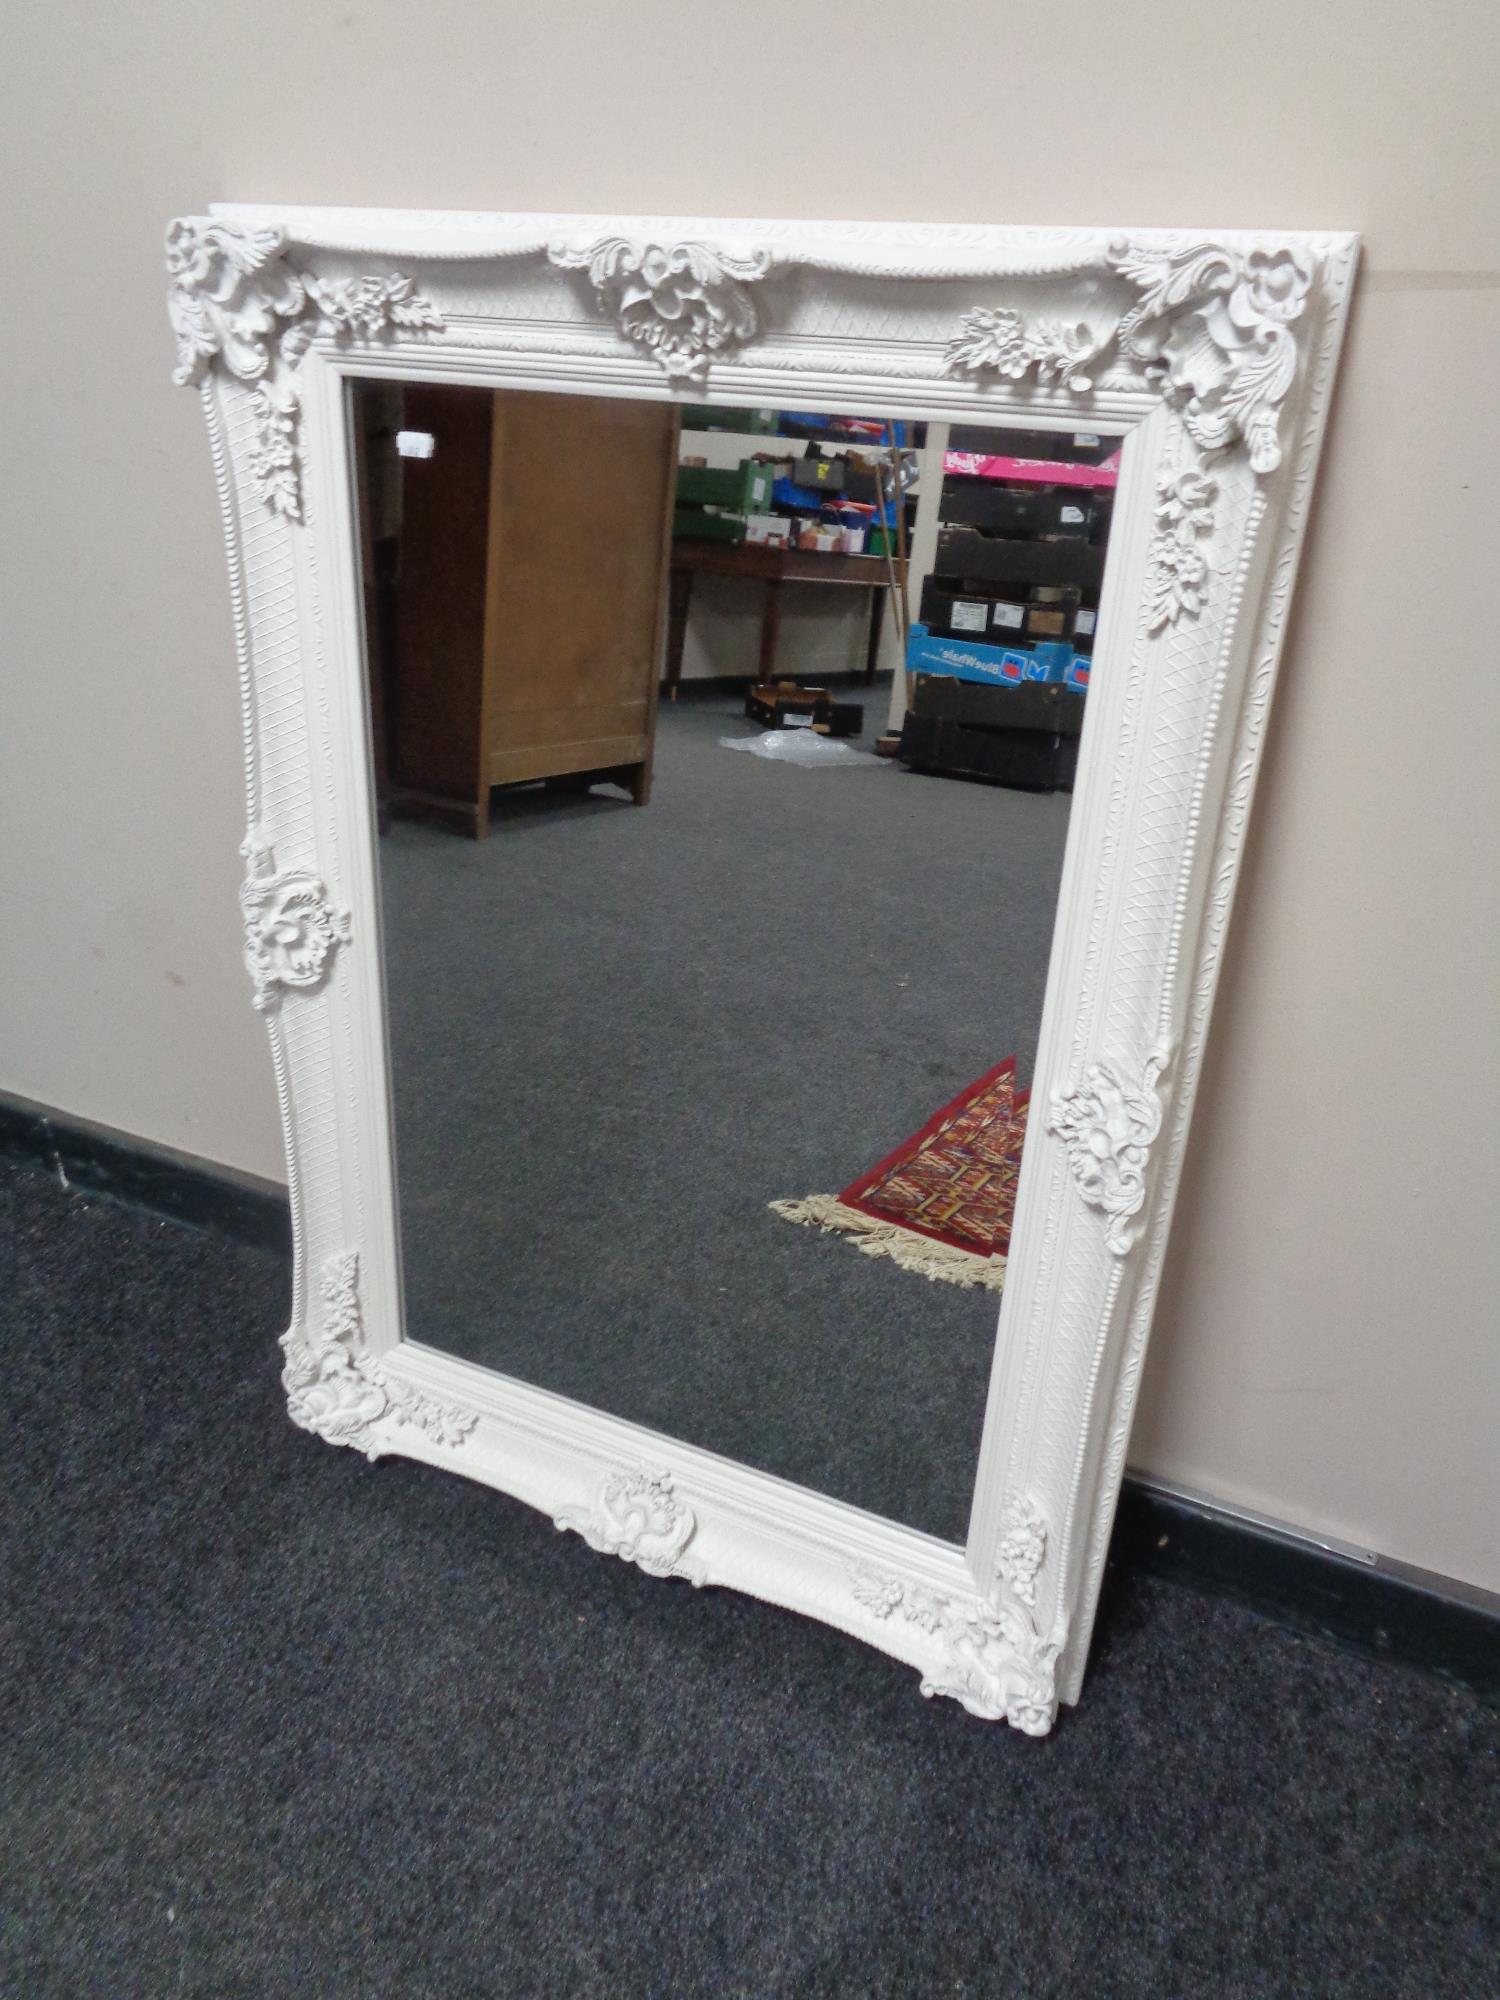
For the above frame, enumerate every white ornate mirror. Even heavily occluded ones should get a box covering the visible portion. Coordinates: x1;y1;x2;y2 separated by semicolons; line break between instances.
169;206;1356;1734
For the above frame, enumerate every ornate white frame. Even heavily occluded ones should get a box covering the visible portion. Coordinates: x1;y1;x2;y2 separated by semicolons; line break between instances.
170;205;1357;1735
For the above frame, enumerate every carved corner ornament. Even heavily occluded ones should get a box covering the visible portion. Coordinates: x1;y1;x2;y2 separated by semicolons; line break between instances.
281;1252;477;1460
1109;240;1315;476
240;837;351;1014
166;217;443;519
548;237;773;381
850;1497;1056;1733
945;241;1314;544
1048;1052;1169;1255
555;1467;706;1586
942;241;1317;635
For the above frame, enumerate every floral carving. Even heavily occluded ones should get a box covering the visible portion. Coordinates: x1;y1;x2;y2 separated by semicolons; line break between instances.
1146;467;1219;631
555;1468;705;1584
296;273;445;349
240;838;351;1013
246;388;301;521
849;1569;908;1621
996;1495;1047;1608
944;307;1102;391
945;239;1315;478
548;238;772;381
1048;1053;1168;1254
167;219;442;516
280;1253;477;1460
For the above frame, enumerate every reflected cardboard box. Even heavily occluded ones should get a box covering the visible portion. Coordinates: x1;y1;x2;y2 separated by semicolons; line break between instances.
744;513;793;547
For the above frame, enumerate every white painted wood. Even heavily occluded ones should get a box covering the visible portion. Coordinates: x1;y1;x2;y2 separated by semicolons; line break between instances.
168;208;1358;1733
883;419;948;731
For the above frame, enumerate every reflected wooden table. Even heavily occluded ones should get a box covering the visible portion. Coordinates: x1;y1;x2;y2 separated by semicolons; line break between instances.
665;539;907;696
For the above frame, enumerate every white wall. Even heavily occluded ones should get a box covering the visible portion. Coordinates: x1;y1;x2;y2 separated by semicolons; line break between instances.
3;0;1495;1591
673;576;876;682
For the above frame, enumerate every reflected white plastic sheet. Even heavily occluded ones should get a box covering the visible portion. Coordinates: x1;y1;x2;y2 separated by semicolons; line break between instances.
718;730;887;769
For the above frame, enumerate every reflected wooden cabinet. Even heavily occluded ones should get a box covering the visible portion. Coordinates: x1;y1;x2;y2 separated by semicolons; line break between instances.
360;383;679;837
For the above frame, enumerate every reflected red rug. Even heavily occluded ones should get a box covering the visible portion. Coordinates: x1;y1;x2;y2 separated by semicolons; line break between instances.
770;1057;1031;1291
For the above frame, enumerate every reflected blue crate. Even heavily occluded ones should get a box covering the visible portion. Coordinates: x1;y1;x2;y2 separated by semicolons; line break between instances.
906;623;1030;686
905;624;1076;687
1027;642;1074;684
771;476;898;525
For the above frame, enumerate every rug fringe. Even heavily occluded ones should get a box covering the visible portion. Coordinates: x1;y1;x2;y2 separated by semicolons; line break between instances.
768;1195;1007;1292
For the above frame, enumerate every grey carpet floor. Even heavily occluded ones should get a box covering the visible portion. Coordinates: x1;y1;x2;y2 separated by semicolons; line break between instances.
4;1163;1497;1999
382;682;1074;1544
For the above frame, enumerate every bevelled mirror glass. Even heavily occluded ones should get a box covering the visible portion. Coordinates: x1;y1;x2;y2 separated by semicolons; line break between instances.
356;381;1120;1544
171;206;1357;1733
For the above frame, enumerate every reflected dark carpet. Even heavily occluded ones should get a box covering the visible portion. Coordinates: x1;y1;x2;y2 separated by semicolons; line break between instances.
4;1163;1497;1999
381;682;1074;1543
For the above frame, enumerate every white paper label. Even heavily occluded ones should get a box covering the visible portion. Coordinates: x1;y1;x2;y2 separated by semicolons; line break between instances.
990;602;1025;630
395;430;436;459
783;711;815;728
1073;432;1101;447
950;600;989;633
1060;505;1085;525
1075;608;1097;636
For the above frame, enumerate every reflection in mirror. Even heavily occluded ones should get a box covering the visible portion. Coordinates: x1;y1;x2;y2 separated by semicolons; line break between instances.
352;381;1119;1543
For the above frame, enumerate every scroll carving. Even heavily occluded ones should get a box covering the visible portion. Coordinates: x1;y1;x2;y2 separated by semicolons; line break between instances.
548;237;772;380
555;1468;705;1585
166;218;307;391
240;837;351;1014
1111;241;1314;475
1048;1053;1168;1254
